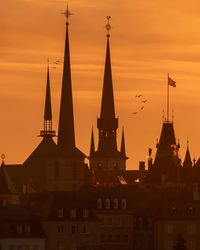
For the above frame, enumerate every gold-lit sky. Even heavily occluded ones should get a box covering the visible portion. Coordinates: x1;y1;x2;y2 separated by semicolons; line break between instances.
1;0;200;169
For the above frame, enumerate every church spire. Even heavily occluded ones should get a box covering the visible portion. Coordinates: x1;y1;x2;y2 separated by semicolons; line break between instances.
89;127;95;156
100;16;115;122
57;6;75;149
120;127;126;156
40;63;55;138
97;17;118;154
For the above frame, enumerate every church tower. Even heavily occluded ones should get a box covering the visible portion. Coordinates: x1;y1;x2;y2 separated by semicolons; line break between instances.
23;63;57;191
89;17;127;172
46;7;87;191
150;119;181;183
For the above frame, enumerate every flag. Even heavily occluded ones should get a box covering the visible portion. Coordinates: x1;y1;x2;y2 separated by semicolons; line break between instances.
168;76;176;87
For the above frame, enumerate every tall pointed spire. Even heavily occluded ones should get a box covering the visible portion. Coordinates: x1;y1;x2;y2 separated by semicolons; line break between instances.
90;127;95;156
100;17;115;121
40;63;55;138
57;6;75;150
120;127;126;156
89;17;127;172
97;17;118;154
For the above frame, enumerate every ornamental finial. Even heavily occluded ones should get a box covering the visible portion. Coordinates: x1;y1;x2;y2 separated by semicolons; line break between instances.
62;4;73;25
105;16;111;38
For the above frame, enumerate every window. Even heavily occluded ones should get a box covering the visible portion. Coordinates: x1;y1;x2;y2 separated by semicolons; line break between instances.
121;199;127;209
113;199;118;209
187;207;194;215
97;198;102;209
170;206;176;215
71;225;76;234
105;199;110;209
83;209;89;218
57;208;64;218
57;225;64;234
82;225;89;234
70;209;76;219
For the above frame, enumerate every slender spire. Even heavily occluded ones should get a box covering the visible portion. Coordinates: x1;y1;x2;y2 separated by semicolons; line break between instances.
183;140;192;168
100;16;115;121
120;127;126;156
90;127;95;156
97;16;118;154
57;6;75;149
40;63;55;138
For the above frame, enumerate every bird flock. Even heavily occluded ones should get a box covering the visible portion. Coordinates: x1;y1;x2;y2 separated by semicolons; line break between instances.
131;95;148;115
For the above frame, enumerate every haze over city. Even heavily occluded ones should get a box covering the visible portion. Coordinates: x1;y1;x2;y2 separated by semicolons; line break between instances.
1;0;200;168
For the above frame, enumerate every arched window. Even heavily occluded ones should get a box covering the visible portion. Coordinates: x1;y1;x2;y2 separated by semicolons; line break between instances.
170;206;177;215
105;199;110;209
97;198;102;209
187;207;193;215
121;199;127;209
113;199;118;209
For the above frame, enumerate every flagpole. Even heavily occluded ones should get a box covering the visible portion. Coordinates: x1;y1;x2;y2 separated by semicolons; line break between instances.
167;73;169;122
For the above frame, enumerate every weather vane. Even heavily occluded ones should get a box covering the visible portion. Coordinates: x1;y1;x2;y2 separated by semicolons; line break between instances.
105;16;111;37
61;4;74;25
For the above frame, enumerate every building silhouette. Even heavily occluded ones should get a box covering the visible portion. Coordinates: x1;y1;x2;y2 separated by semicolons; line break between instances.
2;10;200;250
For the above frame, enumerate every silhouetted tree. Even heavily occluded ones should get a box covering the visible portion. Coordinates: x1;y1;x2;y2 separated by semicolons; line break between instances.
173;233;187;250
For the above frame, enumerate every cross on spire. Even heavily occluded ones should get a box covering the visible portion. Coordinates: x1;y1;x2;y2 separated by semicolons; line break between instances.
62;4;73;25
105;16;111;37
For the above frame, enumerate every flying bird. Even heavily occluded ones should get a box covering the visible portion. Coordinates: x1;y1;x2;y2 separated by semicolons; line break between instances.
131;112;138;115
135;95;142;98
140;106;144;110
141;100;147;103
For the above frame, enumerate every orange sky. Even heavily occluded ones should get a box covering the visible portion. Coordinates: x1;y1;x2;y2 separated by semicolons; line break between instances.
1;0;200;169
